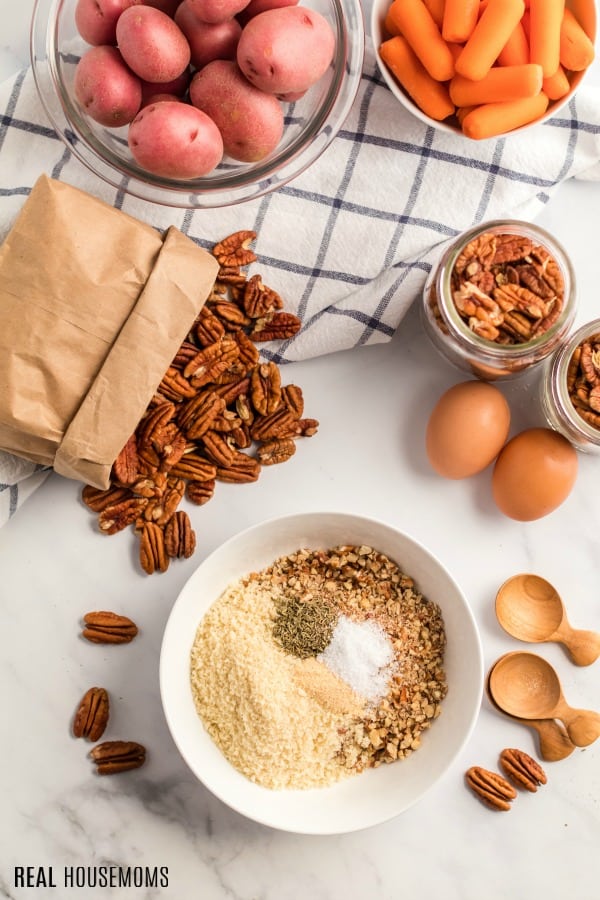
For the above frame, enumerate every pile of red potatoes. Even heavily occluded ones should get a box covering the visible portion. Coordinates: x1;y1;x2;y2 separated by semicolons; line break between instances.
73;0;336;177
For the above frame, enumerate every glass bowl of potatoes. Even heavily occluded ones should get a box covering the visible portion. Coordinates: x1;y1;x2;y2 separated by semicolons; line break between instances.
31;0;364;208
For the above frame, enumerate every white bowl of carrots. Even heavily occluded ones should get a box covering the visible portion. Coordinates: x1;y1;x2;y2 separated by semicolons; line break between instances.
372;0;596;140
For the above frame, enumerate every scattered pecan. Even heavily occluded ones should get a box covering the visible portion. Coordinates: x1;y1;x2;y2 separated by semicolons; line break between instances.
164;510;196;559
216;456;260;483
281;384;304;417
186;479;215;505
158;367;197;402
90;740;146;775
242;274;283;318
169;453;217;482
73;687;109;741
251;362;282;416
249;311;302;342
250;408;300;441
257;438;296;465
499;748;547;793
82;485;131;513
98;498;148;535
212;230;257;267
202;430;237;467
82;611;138;644
139;521;169;575
184;338;239;388
193;306;226;347
210;299;251;331
465;766;517;811
567;332;600;430
112;434;139;485
177;391;225;439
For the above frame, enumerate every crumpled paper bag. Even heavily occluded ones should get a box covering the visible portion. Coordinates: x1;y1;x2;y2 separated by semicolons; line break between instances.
0;175;218;489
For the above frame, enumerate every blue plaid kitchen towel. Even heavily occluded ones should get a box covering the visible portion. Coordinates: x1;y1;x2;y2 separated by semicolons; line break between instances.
1;40;600;523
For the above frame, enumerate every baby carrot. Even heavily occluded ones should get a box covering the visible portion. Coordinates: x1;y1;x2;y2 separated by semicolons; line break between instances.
559;8;595;71
388;0;455;82
422;0;446;29
450;63;543;105
529;0;564;77
384;8;401;36
543;64;571;100
497;21;530;66
442;0;479;42
455;0;526;81
456;104;476;125
461;92;549;139
379;36;455;120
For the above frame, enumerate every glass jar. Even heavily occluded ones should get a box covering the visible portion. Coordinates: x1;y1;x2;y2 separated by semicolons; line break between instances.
421;220;577;380
541;319;600;454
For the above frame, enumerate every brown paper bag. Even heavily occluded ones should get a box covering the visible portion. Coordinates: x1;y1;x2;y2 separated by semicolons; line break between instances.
0;175;219;489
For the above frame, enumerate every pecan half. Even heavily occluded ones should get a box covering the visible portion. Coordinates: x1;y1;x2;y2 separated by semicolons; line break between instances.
281;384;304;417
465;766;517;811
98;498;148;534
82;611;138;644
257;438;296;465
249;312;302;342
164;510;196;559
250;408;300;441
193;306;226;347
251;362;282;416
212;230;257;267
73;687;109;742
216;456;260;483
90;740;146;775
186;479;215;505
139;522;169;574
177;391;225;439
242;274;284;318
82;485;131;513
112;434;140;485
183;339;239;388
169;453;217;482
499;748;547;792
158;367;196;402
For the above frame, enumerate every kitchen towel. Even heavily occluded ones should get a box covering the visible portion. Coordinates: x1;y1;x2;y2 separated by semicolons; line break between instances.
1;40;600;524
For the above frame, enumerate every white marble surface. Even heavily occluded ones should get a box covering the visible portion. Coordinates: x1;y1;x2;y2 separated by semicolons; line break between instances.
1;2;599;898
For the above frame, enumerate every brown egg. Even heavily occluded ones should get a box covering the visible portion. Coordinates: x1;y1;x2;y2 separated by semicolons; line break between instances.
492;428;578;521
425;380;511;479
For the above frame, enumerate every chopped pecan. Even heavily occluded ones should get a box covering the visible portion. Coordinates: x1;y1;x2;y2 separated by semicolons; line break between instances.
249;311;302;342
186;479;215;505
73;687;109;742
465;766;517;811
90;740;146;775
112;434;139;485
98;498;147;535
212;230;257;267
164;510;196;559
139;521;169;574
82;484;131;513
499;748;547;792
82;611;138;644
251;362;282;416
257;438;296;465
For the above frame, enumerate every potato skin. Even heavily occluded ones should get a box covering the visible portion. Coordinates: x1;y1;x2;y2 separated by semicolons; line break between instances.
190;59;283;161
116;6;191;82
186;0;251;25
75;0;142;46
74;45;142;127
237;7;335;94
237;0;298;27
175;1;241;69
128;100;224;177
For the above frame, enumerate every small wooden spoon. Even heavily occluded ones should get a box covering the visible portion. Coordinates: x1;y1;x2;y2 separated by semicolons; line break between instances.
496;573;600;666
489;651;600;747
485;671;575;761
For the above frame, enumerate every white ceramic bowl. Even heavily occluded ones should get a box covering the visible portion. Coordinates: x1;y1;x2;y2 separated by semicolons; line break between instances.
31;0;364;208
160;511;483;834
371;0;597;139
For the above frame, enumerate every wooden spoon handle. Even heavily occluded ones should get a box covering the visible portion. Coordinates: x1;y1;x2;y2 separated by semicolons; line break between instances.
563;629;600;667
564;709;600;747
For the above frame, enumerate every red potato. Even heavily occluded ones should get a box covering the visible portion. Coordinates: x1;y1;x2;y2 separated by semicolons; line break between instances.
142;0;184;14
237;7;335;94
237;0;298;27
140;70;190;104
74;45;142;126
75;0;142;46
128;100;224;177
190;59;284;161
186;0;251;24
175;1;242;69
116;6;191;82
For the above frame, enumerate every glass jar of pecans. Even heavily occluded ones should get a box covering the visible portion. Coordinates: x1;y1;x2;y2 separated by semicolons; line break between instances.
421;220;577;380
541;319;600;454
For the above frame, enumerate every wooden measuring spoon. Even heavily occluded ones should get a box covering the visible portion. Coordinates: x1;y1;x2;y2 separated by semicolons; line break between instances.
485;671;575;761
496;574;600;666
489;651;600;747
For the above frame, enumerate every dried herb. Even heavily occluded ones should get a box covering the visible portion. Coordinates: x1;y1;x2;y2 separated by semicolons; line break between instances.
272;594;337;658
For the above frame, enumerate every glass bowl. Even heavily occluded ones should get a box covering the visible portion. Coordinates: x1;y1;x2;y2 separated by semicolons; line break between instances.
31;0;365;208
